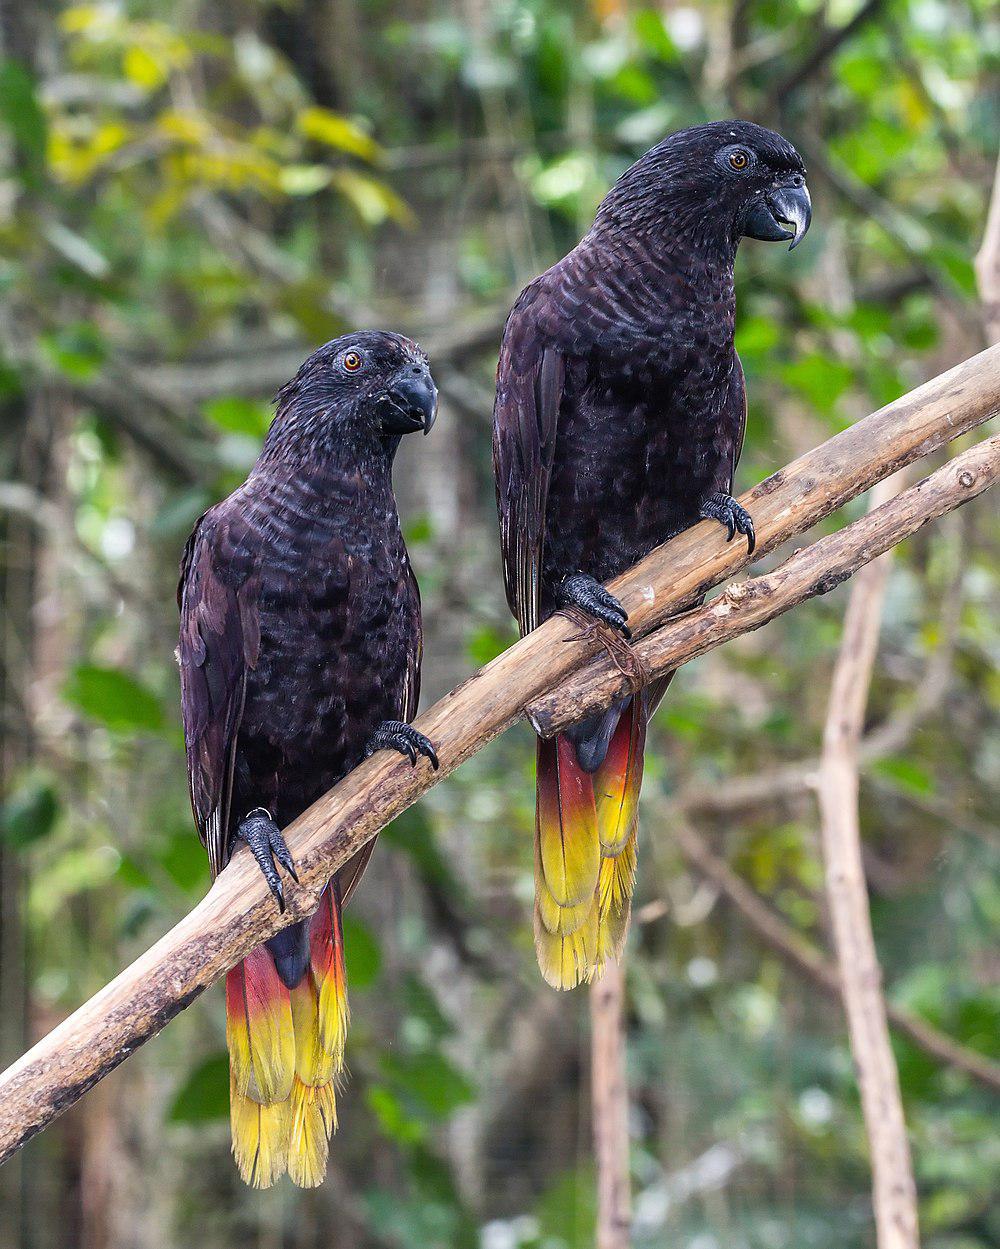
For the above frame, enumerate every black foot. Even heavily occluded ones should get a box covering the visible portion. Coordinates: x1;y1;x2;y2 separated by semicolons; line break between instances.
237;808;299;913
699;493;756;555
364;720;439;770
558;573;631;639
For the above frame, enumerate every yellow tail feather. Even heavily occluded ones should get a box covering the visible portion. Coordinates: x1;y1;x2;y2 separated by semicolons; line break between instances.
533;898;599;990
535;736;600;908
227;880;350;1188
287;1078;334;1188
226;950;295;1103
230;1077;291;1189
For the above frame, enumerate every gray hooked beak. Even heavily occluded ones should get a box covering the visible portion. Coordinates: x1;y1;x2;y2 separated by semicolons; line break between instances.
744;180;812;251
379;365;438;436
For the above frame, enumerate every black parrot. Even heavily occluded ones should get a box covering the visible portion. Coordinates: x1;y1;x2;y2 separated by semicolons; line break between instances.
493;120;811;988
177;331;439;1186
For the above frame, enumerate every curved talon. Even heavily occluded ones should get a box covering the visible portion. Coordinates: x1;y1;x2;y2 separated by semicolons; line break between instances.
365;720;439;770
237;809;298;912
559;572;631;639
699;493;756;556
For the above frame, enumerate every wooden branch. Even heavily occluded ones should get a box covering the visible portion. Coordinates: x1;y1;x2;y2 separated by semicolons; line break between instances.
672;822;1000;1094
0;346;997;1164
816;489;919;1249
529;435;1000;736
975;154;1000;343
590;963;631;1249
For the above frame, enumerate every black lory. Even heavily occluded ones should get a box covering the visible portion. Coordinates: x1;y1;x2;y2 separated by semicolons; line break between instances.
178;331;439;1185
493;120;811;988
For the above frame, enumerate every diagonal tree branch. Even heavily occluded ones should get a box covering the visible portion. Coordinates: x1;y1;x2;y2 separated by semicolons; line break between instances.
671;821;1000;1094
528;436;999;736
0;346;996;1165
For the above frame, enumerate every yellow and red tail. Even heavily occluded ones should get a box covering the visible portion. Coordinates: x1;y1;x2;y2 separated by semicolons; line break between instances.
533;699;645;989
227;880;349;1187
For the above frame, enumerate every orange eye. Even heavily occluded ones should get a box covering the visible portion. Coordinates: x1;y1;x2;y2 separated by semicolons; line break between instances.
729;150;749;171
343;351;363;372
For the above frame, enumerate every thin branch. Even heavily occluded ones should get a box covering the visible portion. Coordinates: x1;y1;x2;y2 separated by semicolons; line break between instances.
590;962;631;1249
0;346;996;1164
975;154;1000;344
671;821;1000;1095
770;0;885;103
816;482;919;1249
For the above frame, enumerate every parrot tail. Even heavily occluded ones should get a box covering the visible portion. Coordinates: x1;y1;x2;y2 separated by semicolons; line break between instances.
533;700;644;990
593;697;645;969
533;733;600;989
227;878;349;1188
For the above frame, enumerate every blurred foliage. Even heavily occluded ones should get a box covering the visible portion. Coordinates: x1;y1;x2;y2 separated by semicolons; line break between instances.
0;1;997;1248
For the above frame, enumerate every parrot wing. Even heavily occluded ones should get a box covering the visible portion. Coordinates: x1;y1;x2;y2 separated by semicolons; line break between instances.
177;503;260;879
493;284;566;637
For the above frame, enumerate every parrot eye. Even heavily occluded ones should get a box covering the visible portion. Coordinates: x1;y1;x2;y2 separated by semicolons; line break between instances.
728;150;750;171
342;351;364;373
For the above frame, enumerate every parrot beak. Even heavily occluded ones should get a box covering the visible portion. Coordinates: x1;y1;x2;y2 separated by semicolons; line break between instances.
379;365;438;436
744;180;812;250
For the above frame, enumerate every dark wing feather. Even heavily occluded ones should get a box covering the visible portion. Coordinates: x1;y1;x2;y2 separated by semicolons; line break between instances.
493;286;565;636
177;506;260;879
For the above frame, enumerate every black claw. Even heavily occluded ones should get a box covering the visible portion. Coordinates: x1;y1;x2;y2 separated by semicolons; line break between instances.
559;573;631;639
699;493;756;556
237;808;297;911
365;721;440;770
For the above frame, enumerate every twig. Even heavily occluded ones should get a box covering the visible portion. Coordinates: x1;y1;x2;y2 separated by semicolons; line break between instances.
975;154;1000;343
591;962;630;1249
771;0;885;102
815;483;919;1248
0;347;997;1163
671;821;1000;1095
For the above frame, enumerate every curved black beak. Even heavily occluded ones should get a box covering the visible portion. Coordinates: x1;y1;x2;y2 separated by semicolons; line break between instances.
378;365;438;436
744;180;812;251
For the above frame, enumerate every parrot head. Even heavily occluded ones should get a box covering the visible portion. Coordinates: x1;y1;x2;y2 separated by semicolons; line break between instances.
595;119;811;253
269;330;437;458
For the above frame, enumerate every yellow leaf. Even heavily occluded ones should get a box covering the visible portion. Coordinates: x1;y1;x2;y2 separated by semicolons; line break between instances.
279;165;333;196
296;107;380;162
329;169;414;227
123;45;166;90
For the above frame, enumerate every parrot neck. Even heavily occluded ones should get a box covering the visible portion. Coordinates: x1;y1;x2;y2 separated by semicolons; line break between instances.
252;410;401;516
256;403;398;478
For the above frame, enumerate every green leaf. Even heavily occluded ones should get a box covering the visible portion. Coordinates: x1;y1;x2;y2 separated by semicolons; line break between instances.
202;395;272;438
158;829;208;892
1;777;59;847
871;756;934;796
343;913;382;988
365;1083;425;1144
380;1050;474;1118
168;1053;229;1123
465;622;515;667
536;1166;597;1249
64;665;166;733
39;323;107;381
0;60;47;188
780;353;855;418
382;806;459;893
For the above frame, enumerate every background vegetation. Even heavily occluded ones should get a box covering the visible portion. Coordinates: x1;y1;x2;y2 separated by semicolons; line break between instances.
0;1;996;1247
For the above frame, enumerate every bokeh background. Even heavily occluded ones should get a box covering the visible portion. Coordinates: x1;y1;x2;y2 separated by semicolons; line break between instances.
0;2;997;1247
